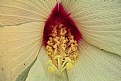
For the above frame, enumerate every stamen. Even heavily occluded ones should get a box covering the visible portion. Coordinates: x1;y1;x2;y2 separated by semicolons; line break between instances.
45;24;79;76
66;63;73;69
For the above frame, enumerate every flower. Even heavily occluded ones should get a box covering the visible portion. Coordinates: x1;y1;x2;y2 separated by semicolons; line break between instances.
0;0;121;81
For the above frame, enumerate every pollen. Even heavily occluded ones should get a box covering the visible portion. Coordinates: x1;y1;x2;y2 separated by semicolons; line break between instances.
45;24;79;76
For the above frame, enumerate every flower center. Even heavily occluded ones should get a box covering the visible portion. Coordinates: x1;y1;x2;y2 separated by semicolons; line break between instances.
46;24;78;76
43;2;82;76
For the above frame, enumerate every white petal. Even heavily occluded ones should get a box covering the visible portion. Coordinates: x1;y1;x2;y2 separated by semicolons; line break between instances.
67;41;121;81
0;0;57;26
61;0;121;56
0;22;43;81
26;47;68;81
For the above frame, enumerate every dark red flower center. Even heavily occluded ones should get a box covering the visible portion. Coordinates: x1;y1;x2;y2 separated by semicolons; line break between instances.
43;2;82;46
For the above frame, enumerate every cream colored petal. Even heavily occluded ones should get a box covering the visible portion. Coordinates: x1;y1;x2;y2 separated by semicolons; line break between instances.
61;0;121;56
25;47;69;81
67;41;121;81
0;22;44;81
0;0;57;26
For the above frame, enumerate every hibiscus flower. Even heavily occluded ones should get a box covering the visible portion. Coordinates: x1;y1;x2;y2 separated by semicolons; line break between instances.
0;0;121;81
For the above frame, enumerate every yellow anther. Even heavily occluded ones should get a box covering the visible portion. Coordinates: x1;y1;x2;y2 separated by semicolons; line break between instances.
48;53;51;55
53;44;58;49
53;37;59;42
62;47;66;50
62;40;67;44
53;48;58;54
60;28;67;36
70;40;74;43
65;57;72;62
58;24;63;28
71;47;76;51
46;60;52;65
70;35;74;39
56;41;60;46
48;66;55;73
66;63;73;69
46;45;50;49
54;55;62;60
